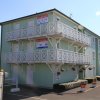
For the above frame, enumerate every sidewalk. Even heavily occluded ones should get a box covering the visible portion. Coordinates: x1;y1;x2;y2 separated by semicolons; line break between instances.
59;80;100;94
3;81;100;100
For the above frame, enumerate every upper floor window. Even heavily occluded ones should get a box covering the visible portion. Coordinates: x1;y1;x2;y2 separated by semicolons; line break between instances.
91;37;95;46
28;20;34;27
7;25;13;32
14;23;20;30
74;46;77;52
56;42;60;49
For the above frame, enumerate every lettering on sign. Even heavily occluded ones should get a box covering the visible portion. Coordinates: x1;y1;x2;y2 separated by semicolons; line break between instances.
37;13;48;25
36;38;48;48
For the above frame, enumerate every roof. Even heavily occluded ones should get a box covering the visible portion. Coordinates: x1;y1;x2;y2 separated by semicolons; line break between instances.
54;9;100;38
0;8;55;25
0;8;99;37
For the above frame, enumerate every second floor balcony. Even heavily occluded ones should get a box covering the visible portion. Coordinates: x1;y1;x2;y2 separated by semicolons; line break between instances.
6;49;90;65
7;21;90;46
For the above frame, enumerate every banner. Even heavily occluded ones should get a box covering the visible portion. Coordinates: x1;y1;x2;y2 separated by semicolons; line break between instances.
37;13;48;25
36;38;48;48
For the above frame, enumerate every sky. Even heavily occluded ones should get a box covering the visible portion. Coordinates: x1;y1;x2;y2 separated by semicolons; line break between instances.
0;0;100;35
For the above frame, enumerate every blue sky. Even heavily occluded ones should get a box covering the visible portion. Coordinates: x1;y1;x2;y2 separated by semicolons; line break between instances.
0;0;100;35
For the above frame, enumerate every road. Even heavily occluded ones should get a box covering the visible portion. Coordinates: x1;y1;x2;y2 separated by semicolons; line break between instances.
3;81;100;100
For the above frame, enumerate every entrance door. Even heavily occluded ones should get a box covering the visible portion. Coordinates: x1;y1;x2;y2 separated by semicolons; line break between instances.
12;65;18;83
26;65;34;85
79;70;85;79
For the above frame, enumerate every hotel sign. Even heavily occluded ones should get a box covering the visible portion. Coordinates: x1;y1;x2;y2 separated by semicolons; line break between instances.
37;13;48;25
36;38;48;48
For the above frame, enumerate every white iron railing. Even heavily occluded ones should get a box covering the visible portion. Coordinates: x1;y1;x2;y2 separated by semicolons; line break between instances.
7;22;90;46
6;49;90;65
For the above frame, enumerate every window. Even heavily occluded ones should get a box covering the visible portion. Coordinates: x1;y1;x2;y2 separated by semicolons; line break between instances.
91;37;95;46
83;47;86;54
28;20;34;27
7;25;13;32
14;23;20;30
93;52;96;60
74;46;77;52
57;43;60;48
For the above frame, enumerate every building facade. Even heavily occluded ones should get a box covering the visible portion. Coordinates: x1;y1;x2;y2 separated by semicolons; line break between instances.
0;9;100;89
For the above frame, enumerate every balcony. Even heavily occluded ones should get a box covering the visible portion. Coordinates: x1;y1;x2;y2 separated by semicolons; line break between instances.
6;49;90;65
7;22;90;46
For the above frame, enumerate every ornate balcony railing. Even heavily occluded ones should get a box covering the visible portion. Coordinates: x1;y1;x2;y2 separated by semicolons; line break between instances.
6;22;90;46
6;49;90;65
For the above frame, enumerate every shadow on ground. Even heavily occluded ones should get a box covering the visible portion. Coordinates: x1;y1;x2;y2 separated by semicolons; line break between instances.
3;85;66;100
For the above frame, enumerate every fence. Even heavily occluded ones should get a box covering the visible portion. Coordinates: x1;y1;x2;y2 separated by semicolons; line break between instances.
6;49;90;65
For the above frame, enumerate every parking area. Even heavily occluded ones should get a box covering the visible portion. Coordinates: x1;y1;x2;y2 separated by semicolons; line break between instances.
3;81;100;100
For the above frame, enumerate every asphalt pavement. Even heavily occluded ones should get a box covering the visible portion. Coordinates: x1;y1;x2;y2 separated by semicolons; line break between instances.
3;81;100;100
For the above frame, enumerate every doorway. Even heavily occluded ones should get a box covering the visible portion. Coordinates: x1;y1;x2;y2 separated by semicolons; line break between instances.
26;65;34;86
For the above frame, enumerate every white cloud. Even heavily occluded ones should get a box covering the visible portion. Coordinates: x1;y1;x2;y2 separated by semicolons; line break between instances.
96;11;100;16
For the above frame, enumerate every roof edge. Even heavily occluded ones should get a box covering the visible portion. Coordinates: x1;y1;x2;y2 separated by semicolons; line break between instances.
0;8;99;37
54;9;100;37
0;8;56;25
